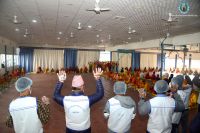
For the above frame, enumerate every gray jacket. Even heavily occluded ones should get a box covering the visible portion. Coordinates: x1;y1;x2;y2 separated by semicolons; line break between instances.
138;93;185;116
104;95;136;133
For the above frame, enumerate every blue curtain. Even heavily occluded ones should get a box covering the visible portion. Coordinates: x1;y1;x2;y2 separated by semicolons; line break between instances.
19;47;34;73
64;48;77;68
131;51;140;70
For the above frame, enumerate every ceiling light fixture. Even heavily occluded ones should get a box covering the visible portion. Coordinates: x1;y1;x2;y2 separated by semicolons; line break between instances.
114;16;126;20
128;26;132;34
57;37;61;40
32;19;37;23
88;25;92;28
24;34;27;38
77;22;82;30
15;28;20;31
25;28;29;35
96;34;99;38
70;32;74;38
59;31;62;35
168;13;172;22
132;30;136;33
108;34;111;40
13;15;18;23
128;27;136;34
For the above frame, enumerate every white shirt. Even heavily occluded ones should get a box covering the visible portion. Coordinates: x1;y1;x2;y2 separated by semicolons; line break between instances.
172;90;186;124
148;96;175;133
107;97;135;133
63;96;90;131
9;97;43;133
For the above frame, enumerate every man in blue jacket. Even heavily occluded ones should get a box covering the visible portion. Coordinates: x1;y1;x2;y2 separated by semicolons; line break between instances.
53;68;104;133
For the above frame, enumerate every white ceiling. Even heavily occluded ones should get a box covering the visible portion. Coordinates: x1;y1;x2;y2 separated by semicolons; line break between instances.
0;0;200;48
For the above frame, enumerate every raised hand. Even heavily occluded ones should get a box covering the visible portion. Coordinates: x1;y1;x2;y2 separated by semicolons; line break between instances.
169;83;178;93
41;96;50;105
57;70;67;82
93;67;103;80
138;88;146;99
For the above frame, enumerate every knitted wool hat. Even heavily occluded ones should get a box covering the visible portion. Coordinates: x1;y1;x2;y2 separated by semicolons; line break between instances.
72;75;84;88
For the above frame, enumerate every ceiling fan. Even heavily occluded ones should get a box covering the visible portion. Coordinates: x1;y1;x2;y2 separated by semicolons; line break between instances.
10;15;22;24
74;22;85;30
161;13;178;23
23;28;31;37
70;32;74;38
86;0;110;14
128;26;136;34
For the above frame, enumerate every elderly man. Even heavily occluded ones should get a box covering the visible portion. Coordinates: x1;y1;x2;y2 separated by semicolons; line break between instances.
6;77;50;133
192;74;200;112
138;80;185;133
163;73;170;84
176;75;192;133
53;68;104;133
190;74;200;133
104;81;136;133
171;77;186;133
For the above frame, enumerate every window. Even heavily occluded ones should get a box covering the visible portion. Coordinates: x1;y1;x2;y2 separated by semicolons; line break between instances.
14;55;19;66
6;55;13;67
165;57;200;71
0;54;5;68
0;54;19;68
191;60;200;71
99;51;111;61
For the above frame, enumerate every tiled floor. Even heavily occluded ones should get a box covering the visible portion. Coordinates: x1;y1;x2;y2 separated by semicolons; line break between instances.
0;73;197;133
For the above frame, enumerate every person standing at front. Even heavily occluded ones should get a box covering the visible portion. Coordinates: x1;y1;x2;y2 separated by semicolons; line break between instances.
53;68;104;133
6;77;50;133
104;81;136;133
138;80;185;133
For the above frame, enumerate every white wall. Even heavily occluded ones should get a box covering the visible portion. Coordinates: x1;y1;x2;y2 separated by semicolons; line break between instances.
106;32;200;51
0;36;17;75
0;36;17;54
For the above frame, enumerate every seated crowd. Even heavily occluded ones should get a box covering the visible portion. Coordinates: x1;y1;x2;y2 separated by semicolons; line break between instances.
2;61;200;133
0;68;25;92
